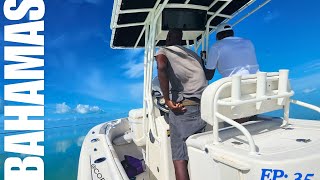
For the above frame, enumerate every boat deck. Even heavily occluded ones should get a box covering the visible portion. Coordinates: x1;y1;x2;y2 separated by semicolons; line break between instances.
187;117;320;168
231;120;319;158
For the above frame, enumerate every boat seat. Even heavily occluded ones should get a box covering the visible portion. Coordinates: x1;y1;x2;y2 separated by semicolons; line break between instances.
189;71;293;153
201;71;293;126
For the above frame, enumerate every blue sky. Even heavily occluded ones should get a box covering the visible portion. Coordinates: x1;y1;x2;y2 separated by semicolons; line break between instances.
0;0;319;119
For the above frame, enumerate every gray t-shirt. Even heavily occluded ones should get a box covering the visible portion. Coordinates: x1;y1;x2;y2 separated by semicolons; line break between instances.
156;45;207;102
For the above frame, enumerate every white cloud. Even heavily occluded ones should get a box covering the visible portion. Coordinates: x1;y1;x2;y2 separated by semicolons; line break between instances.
291;59;320;74
81;69;119;101
47;46;145;103
123;61;144;78
47;30;108;52
55;102;71;114
74;104;103;114
77;136;86;147
291;72;320;94
54;102;103;114
90;106;102;112
289;59;320;94
303;88;317;94
75;104;89;114
302;61;320;73
56;140;72;153
48;45;144;103
122;49;144;79
128;82;144;102
123;49;144;59
47;34;66;48
264;11;280;23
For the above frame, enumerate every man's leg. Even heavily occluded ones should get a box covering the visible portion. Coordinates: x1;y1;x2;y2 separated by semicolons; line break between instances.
169;105;205;180
173;160;190;180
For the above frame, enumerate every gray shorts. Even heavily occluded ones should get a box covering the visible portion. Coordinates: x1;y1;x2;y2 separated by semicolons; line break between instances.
168;105;207;161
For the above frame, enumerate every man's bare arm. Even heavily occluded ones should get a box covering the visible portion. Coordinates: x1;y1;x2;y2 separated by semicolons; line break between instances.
156;54;170;101
201;58;215;80
204;68;215;80
156;54;186;112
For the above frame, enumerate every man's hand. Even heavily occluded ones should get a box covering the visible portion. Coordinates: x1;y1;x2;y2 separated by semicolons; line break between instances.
165;99;186;113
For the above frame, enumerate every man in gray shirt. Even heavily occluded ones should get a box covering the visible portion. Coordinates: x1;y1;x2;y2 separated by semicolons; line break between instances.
155;29;207;180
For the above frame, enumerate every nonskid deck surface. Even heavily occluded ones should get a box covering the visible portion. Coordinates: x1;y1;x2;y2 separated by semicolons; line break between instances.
226;121;319;155
188;117;320;161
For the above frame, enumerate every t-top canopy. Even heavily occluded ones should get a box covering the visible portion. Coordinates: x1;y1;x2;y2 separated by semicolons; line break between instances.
110;0;256;49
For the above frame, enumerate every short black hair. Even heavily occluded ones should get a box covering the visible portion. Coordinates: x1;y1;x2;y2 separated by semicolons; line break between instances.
166;29;183;46
216;30;234;40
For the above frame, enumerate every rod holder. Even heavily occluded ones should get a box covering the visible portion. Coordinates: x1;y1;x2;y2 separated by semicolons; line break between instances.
256;72;267;110
232;75;242;101
278;70;289;105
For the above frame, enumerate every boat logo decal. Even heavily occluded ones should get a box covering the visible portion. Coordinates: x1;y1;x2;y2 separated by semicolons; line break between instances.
91;164;106;180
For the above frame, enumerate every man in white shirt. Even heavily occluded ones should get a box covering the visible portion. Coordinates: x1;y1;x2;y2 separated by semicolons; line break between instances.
204;23;259;80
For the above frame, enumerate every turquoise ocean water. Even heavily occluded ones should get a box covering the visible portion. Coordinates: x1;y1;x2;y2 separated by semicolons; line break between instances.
0;113;125;180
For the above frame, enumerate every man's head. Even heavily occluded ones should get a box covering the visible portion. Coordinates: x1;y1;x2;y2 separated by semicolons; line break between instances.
215;23;234;41
166;29;183;46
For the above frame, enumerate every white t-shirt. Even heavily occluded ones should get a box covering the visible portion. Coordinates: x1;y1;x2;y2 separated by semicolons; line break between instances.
206;37;259;77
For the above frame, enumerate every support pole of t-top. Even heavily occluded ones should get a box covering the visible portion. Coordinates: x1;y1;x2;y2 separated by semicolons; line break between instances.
205;0;232;57
142;17;150;138
143;0;159;141
143;0;170;143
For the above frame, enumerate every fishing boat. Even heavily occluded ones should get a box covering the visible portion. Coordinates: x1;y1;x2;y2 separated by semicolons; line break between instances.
78;0;320;179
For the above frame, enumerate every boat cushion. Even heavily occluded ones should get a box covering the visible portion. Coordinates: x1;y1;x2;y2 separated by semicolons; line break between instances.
129;108;143;119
